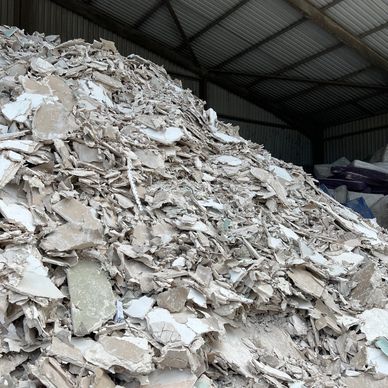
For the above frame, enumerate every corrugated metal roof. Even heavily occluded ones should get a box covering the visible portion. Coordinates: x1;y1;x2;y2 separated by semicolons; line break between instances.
363;29;388;58
259;21;339;65
192;25;253;67
287;46;369;79
91;0;158;27
324;0;388;35
140;6;182;48
26;0;388;131
251;80;312;100
218;0;302;44
223;48;287;74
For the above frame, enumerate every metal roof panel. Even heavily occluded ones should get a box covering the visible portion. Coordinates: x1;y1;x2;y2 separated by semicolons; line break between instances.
325;0;388;35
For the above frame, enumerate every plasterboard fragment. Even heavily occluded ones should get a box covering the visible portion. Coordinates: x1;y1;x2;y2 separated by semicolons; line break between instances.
0;198;34;231
67;260;116;336
141;369;197;388
215;155;242;166
72;336;153;374
288;269;325;298
52;198;101;230
32;102;77;141
46;337;85;366
125;296;155;319
0;139;39;154
30;57;55;73
140;126;183;145
156;287;189;312
146;307;196;346
46;75;75;111
40;223;104;251
3;245;64;299
30;357;75;388
359;309;388;342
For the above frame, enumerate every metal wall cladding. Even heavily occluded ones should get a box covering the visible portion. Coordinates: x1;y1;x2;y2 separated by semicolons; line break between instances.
324;129;388;163
324;112;388;162
226;120;312;166
207;83;286;125
1;0;14;25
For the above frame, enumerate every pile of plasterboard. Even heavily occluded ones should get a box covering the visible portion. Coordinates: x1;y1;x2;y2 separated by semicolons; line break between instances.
1;26;388;388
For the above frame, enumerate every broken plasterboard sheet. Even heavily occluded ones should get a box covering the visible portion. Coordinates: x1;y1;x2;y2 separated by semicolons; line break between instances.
359;309;388;342
140;126;183;145
0;151;23;189
72;336;153;374
367;347;388;375
67;260;116;336
40;222;104;251
30;357;75;388
146;307;196;346
0;198;34;232
52;198;101;230
156;287;189;313
32;102;77;141
287;268;325;298
125;296;155;319
30;57;55;74
3;245;64;299
140;369;197;388
0;139;39;154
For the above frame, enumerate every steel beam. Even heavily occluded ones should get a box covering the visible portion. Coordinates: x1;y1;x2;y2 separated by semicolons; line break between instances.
273;66;372;103
210;70;388;90
306;89;387;117
166;0;201;67
285;0;388;73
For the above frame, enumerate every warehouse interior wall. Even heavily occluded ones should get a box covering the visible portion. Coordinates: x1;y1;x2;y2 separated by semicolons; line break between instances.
1;0;312;167
324;112;388;163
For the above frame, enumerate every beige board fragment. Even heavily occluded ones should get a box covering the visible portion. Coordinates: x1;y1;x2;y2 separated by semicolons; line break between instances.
0;139;39;154
146;307;196;346
30;357;75;388
46;75;75;111
287;268;325;298
140;369;197;388
32;102;77;141
0;197;34;232
67;260;116;336
40;222;104;251
156;287;189;312
52;198;101;230
3;245;64;299
72;336;153;374
98;335;153;374
46;337;85;366
0;151;23;189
